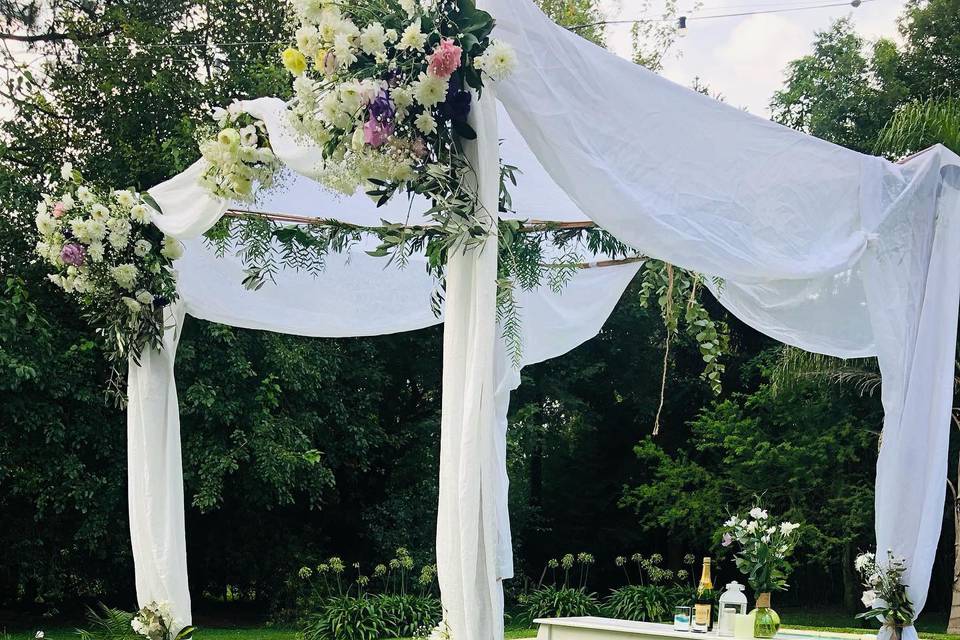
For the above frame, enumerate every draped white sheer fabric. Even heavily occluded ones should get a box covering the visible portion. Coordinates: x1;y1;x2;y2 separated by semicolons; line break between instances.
482;1;960;637
125;1;960;637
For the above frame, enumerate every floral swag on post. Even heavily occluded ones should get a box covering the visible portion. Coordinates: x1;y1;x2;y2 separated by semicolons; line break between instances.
34;163;182;403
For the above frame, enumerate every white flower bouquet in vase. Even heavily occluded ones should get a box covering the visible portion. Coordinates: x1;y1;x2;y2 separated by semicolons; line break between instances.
855;551;914;640
720;507;802;638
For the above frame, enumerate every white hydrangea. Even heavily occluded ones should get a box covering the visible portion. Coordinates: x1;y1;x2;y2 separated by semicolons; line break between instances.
111;263;139;290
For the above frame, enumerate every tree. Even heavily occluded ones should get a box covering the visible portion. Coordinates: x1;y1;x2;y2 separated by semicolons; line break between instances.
770;18;898;153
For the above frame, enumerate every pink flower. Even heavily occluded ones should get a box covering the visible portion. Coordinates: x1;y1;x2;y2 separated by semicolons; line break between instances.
411;137;428;159
363;117;394;148
52;202;66;218
427;39;462;79
60;242;85;266
722;532;734;547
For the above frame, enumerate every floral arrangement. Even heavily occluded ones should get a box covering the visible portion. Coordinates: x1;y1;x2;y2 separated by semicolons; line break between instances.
34;163;181;399
720;507;802;595
856;550;914;639
197;104;281;202
131;601;195;640
414;620;452;640
281;0;517;246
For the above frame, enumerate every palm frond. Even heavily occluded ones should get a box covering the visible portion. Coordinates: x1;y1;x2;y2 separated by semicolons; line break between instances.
770;346;880;398
875;97;960;158
76;604;137;640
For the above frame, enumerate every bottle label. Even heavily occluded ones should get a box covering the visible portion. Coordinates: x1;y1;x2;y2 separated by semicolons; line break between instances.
695;603;712;626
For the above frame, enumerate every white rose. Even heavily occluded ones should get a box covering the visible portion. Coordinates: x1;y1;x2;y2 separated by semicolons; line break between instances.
861;589;877;608
60;161;74;181
239;125;258;147
161;236;184;260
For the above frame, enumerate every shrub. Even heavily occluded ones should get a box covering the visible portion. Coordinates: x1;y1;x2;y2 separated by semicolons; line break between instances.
604;584;672;622
76;605;137;640
520;585;601;623
302;594;441;640
304;596;390;640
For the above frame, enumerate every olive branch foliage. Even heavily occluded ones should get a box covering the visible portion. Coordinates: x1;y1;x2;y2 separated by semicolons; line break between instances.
205;199;729;419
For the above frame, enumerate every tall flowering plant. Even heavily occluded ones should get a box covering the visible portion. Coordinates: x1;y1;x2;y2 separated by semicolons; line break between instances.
855;551;914;640
281;0;517;251
34;163;181;401
720;507;802;595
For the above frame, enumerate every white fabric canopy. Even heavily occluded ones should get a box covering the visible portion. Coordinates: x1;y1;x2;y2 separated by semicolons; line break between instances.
124;1;960;638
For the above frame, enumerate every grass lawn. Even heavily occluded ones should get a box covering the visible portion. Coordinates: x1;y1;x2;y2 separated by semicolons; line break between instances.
4;612;958;640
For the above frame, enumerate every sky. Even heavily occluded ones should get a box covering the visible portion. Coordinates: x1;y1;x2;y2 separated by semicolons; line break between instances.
0;0;909;121
599;0;909;116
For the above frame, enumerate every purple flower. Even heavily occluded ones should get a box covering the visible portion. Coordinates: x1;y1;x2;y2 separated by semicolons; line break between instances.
368;90;395;122
60;242;86;266
363;117;395;148
438;74;471;124
722;532;734;547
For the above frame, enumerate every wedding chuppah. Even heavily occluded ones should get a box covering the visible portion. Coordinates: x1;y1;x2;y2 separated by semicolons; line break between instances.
31;0;960;639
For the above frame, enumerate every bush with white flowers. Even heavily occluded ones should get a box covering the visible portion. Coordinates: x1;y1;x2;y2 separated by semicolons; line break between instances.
197;105;281;202
35;163;181;400
280;0;517;250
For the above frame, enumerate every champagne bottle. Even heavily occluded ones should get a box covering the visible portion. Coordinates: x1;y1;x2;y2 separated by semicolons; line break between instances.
693;557;714;633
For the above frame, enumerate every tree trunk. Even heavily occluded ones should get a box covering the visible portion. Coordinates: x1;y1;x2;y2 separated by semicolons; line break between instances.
842;542;859;614
948;409;960;635
946;475;960;633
